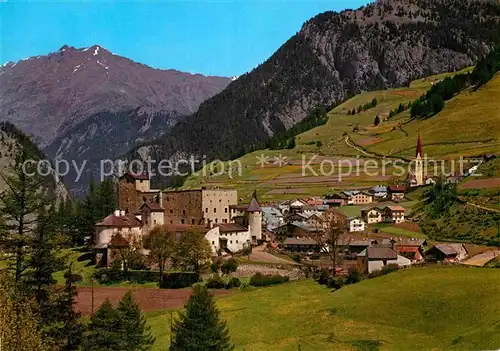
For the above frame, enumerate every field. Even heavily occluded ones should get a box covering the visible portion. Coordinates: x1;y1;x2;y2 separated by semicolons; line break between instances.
147;266;500;350
179;70;500;204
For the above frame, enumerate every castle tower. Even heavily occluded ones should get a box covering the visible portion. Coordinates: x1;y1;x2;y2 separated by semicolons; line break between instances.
247;191;262;241
415;135;424;186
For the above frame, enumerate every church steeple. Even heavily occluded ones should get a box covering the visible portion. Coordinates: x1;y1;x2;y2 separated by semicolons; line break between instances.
415;135;424;186
416;134;423;159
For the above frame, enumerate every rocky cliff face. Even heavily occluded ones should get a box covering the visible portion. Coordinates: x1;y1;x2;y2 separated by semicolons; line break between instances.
0;44;231;192
130;0;500;187
0;122;69;200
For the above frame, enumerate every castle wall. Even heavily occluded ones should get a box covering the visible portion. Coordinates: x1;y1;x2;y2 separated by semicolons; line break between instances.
118;179;141;214
202;189;238;227
162;190;204;225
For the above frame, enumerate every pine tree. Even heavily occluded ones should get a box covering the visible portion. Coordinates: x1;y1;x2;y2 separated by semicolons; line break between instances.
0;147;47;283
170;284;232;351
26;204;65;332
48;265;84;350
374;115;381;126
117;291;155;350
84;299;123;350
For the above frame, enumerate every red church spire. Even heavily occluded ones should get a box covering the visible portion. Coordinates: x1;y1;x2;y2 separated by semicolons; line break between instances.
416;134;423;158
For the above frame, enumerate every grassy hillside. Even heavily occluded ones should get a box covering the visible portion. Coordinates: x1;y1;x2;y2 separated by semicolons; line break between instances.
180;68;499;203
147;266;500;350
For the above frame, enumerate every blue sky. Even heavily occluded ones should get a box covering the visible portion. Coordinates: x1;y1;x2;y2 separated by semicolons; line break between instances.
1;1;368;77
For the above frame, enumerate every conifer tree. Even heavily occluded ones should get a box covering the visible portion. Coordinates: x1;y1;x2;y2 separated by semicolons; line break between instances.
48;265;84;350
0;145;47;283
170;284;232;351
117;291;155;350
83;299;123;350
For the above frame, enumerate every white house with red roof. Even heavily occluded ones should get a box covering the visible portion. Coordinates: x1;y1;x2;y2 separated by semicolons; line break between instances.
94;210;144;267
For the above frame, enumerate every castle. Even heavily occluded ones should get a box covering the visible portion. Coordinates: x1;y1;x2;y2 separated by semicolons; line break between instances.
93;174;263;266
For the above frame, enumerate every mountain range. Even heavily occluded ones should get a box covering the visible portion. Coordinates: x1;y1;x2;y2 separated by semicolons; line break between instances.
1;0;499;193
128;0;500;188
0;45;231;193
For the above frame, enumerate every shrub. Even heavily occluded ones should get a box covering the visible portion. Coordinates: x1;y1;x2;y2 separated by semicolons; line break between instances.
160;272;201;289
346;268;363;284
291;254;301;263
327;276;345;290
221;258;238;275
316;269;330;285
225;277;241;289
239;282;254;291
205;276;226;289
93;268;158;285
249;273;289;287
381;264;399;274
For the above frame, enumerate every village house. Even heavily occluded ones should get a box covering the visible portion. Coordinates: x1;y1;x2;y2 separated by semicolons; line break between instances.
281;237;321;253
361;207;383;224
396;246;424;263
426;244;468;262
348;217;366;232
341;190;373;205
324;193;348;207
93;210;143;267
388;185;406;201
357;246;411;273
383;205;406;223
205;223;252;255
369;185;388;200
273;221;321;241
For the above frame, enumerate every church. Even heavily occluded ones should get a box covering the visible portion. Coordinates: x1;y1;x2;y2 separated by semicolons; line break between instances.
405;135;425;187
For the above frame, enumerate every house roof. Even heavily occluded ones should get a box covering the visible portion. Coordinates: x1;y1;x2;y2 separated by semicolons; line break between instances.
96;213;142;228
366;247;398;260
433;245;458;256
140;202;164;212
121;172;149;180
397;246;421;253
216;223;248;233
386;205;406;212
283;237;318;246
371;185;388;193
388;185;407;192
247;194;261;212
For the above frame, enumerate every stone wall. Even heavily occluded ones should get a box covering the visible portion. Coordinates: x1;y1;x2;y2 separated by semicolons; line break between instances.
162;190;204;225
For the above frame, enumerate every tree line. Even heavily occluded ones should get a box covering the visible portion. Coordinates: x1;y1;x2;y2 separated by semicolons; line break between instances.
410;46;500;119
347;98;378;116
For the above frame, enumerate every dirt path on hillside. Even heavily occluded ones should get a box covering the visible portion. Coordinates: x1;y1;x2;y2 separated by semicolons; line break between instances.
76;287;231;315
465;202;500;213
344;135;379;157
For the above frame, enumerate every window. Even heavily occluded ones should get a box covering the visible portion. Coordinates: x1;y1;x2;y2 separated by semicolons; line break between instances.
225;207;228;213
170;220;173;224
223;219;227;223
212;241;215;245
230;241;233;244
170;210;173;213
181;219;185;224
192;219;195;224
182;210;186;215
214;208;216;213
215;218;218;223
205;208;208;213
236;240;238;244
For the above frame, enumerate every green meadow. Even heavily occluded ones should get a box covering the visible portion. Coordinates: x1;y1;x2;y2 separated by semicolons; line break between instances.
147;266;500;351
